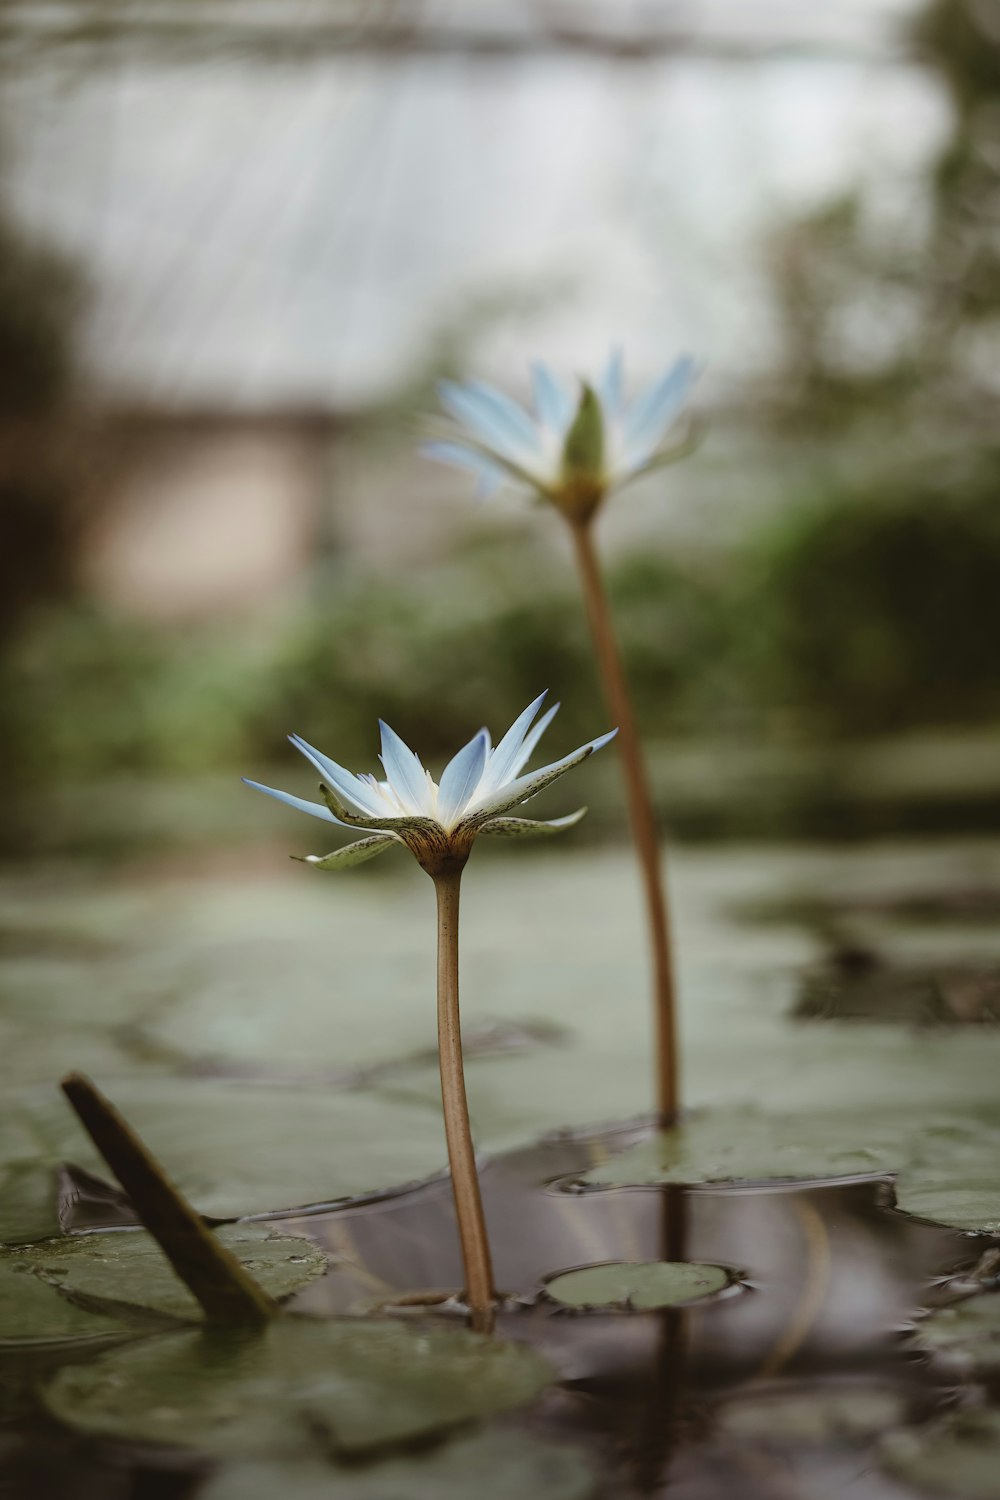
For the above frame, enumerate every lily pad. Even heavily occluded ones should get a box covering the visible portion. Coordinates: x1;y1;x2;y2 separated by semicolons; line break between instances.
29;1223;326;1323
544;1261;730;1310
894;1175;1000;1235
42;1316;554;1457
908;1293;1000;1377
0;1256;124;1347
575;1111;908;1188
200;1429;598;1500
6;1079;448;1220
881;1411;1000;1499
0;1160;62;1246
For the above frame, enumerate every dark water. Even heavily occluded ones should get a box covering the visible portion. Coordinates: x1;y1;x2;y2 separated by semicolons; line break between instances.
3;1125;987;1500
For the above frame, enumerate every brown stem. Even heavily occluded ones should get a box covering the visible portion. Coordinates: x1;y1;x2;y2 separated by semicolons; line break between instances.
433;869;496;1332
568;517;680;1122
61;1072;277;1324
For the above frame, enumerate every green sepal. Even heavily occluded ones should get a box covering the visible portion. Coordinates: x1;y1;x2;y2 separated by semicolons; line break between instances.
297;835;400;872
478;809;587;839
561;383;604;481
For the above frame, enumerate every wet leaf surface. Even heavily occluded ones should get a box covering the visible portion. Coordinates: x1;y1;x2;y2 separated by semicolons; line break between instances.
199;1428;599;1500
544;1260;730;1310
0;1257;125;1347
42;1316;555;1457
0;1161;62;1246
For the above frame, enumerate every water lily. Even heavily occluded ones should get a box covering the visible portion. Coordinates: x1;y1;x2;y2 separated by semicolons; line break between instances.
244;692;615;879
424;350;696;524
424;350;698;1125
245;693;616;1332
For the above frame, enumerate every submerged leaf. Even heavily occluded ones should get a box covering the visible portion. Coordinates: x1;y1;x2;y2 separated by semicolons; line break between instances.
0;1161;62;1246
200;1429;599;1500
545;1260;729;1310
42;1316;554;1457
909;1292;1000;1378
0;1256;124;1348
881;1411;1000;1500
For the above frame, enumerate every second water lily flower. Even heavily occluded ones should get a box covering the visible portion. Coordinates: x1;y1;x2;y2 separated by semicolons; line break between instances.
424;351;696;523
244;692;616;878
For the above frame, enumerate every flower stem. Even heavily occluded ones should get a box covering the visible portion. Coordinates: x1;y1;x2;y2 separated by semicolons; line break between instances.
433;868;496;1332
568;516;680;1123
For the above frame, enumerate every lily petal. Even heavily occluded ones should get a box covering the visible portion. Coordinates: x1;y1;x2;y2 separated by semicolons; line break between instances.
599;347;625;417
437;728;490;826
478;808;587;838
476;690;548;796
438;379;541;465
421;441;508;501
242;778;347;826
465;728;617;824
288;735;384;817
511;701;559;777
298;834;400;871
623;357;696;468
531;362;574;433
320;783;438;837
378;720;431;814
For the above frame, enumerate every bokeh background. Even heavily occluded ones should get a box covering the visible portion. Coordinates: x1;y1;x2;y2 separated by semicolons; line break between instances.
1;0;998;860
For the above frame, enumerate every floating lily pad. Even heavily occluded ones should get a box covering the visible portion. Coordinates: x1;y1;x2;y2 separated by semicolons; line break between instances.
881;1411;1000;1499
544;1261;729;1311
575;1111;908;1189
0;1161;62;1246
5;1079;447;1221
42;1316;554;1457
200;1429;598;1500
718;1385;909;1443
0;1256;125;1347
894;1176;1000;1235
909;1293;1000;1377
29;1224;326;1323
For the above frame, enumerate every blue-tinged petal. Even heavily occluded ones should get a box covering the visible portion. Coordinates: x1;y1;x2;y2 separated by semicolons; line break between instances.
531;363;574;434
599;348;625;417
512;701;560;776
438;380;541;464
288;735;383;817
242;778;346;826
299;833;400;871
466;728;618;823
622;356;696;468
378;720;431;814
437;728;490;825
421;441;509;499
478;691;548;794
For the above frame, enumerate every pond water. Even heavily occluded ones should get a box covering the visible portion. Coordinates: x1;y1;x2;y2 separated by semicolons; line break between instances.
4;835;1000;1496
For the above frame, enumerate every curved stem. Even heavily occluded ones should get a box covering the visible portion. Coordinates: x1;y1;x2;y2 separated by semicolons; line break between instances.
433;869;496;1332
568;516;680;1122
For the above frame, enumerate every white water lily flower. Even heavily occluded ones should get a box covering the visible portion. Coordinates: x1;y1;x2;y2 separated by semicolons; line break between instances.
244;692;616;877
423;351;696;523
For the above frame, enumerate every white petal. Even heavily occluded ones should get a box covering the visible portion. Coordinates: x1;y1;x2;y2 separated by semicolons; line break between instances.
622;357;696;469
476;691;548;797
511;701;559;777
466;729;617;823
300;834;400;871
438;379;541;465
378;721;432;814
599;348;625;417
242;778;345;825
288;735;384;817
531;362;574;433
437;728;490;826
422;441;509;500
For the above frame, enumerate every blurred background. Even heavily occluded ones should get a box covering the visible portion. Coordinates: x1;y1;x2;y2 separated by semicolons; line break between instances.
1;0;998;860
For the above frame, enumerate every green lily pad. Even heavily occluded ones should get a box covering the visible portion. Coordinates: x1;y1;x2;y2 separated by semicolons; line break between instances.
42;1316;554;1457
881;1411;1000;1499
6;1079;447;1220
0;1161;62;1246
575;1111;908;1188
894;1176;1000;1234
200;1429;598;1500
544;1261;730;1310
0;1256;124;1347
909;1293;1000;1377
0;1224;324;1345
29;1223;326;1322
